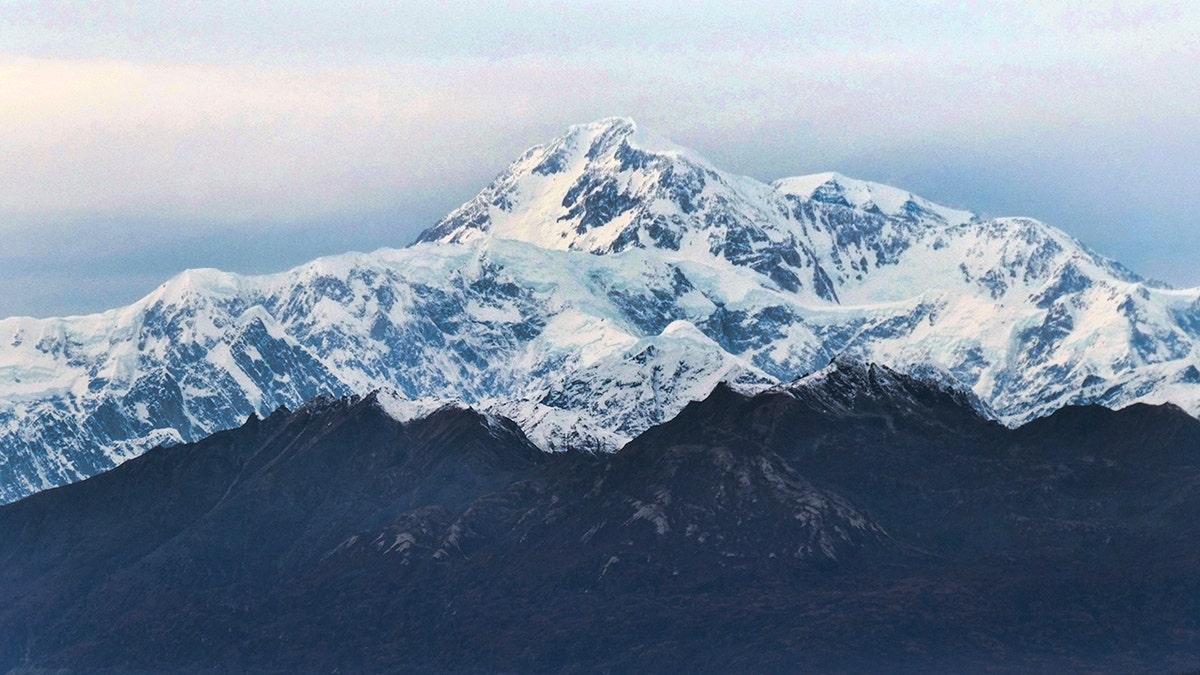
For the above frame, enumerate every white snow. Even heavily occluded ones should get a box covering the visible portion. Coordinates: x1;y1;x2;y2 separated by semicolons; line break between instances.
2;117;1200;504
375;391;466;424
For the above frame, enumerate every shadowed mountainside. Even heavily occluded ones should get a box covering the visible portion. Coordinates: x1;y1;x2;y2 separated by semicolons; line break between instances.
2;361;1199;672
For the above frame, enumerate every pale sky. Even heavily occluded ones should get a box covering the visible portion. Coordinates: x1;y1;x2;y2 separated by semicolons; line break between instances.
1;1;1197;317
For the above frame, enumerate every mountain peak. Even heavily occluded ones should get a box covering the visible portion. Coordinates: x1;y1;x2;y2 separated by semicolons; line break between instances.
413;117;1161;312
779;359;993;422
413;119;989;301
553;117;708;165
773;172;975;226
560;115;636;146
148;267;247;308
414;116;725;254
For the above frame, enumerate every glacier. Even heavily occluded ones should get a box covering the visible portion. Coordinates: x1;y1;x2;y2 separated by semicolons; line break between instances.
2;116;1199;503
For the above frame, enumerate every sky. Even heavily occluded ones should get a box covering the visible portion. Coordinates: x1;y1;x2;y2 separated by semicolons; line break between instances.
1;0;1197;317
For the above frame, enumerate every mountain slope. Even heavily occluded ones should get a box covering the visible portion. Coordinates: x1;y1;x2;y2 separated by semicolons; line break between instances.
3;117;1200;502
3;364;1200;672
0;392;550;666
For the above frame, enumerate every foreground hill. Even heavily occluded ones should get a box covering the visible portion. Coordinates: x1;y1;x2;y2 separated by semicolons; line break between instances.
4;117;1200;502
2;362;1199;672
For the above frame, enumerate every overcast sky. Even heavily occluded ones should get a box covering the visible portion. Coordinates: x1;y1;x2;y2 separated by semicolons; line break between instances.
1;1;1197;317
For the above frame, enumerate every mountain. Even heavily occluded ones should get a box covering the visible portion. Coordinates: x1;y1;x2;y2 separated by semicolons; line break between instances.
0;392;551;668
4;117;1200;503
3;363;1199;672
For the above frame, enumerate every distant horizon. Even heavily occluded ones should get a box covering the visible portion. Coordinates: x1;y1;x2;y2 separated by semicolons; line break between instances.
2;1;1196;317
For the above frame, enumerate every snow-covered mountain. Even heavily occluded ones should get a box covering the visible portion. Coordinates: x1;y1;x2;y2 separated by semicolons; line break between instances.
3;116;1199;503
